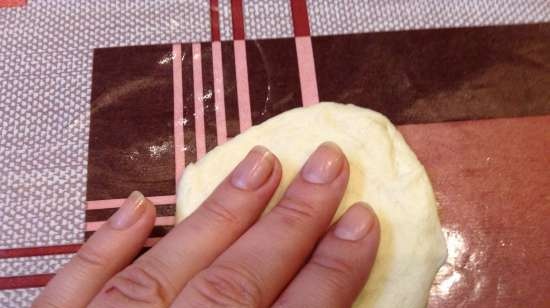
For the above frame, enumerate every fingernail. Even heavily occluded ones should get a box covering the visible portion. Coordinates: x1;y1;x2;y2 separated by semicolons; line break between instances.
231;146;275;190
334;203;375;241
109;191;148;230
302;142;344;184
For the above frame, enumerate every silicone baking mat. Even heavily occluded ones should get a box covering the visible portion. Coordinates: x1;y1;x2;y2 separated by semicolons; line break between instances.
1;1;549;307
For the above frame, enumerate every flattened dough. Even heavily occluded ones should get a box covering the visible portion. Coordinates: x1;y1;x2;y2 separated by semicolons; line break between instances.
176;102;447;308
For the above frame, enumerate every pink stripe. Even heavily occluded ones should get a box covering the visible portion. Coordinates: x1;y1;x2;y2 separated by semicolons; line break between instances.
295;36;319;106
173;44;185;182
193;43;207;159
212;41;228;145
144;237;162;247
149;195;177;205
234;40;252;131
85;216;176;232
86;195;176;210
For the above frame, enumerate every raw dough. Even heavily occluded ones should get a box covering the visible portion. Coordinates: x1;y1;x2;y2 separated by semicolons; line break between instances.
176;102;447;308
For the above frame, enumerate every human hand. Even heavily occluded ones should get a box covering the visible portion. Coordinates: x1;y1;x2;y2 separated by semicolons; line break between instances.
34;142;380;308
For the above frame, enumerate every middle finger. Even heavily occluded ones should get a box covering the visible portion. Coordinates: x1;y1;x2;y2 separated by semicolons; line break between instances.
176;142;349;307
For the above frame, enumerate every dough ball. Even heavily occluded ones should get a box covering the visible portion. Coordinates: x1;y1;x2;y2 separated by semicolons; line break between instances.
176;102;447;308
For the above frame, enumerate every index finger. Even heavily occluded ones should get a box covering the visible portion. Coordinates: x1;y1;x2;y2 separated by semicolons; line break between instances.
89;146;282;306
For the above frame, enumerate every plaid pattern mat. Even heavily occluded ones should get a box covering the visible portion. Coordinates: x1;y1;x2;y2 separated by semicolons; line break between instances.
1;1;550;307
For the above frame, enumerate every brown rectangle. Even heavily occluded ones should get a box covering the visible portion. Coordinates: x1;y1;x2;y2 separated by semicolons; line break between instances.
313;23;550;124
246;38;302;125
84;225;173;240
88;45;175;200
201;42;218;151
182;43;197;165
398;116;550;307
222;41;241;137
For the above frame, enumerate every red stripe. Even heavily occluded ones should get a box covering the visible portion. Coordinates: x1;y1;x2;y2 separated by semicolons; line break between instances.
0;244;81;259
230;0;245;40
210;0;220;41
0;0;26;8
0;274;53;290
290;0;310;36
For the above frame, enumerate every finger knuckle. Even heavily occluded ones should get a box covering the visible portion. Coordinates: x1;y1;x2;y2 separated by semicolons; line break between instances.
273;195;317;227
189;264;263;307
310;253;354;287
272;299;297;308
102;264;170;306
202;197;242;228
74;245;107;269
32;294;65;308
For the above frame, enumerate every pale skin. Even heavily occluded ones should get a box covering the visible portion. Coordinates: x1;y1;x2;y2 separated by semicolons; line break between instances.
33;142;380;308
